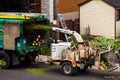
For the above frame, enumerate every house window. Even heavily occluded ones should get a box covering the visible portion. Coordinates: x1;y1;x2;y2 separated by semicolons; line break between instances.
25;0;34;8
27;0;35;9
26;0;41;12
116;9;120;21
29;0;35;3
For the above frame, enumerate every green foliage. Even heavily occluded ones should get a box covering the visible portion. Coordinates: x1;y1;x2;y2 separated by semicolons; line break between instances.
82;35;120;52
89;36;112;50
27;46;51;55
71;36;78;49
82;35;95;41
82;35;88;41
104;76;120;80
89;36;120;52
38;47;51;55
26;68;48;75
0;60;6;68
100;60;108;70
26;24;51;30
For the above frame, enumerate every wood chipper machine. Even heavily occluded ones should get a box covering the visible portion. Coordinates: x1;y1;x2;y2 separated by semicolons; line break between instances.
49;14;118;76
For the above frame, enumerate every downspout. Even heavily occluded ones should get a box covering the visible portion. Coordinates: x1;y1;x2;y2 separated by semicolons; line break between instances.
115;8;117;39
78;5;80;34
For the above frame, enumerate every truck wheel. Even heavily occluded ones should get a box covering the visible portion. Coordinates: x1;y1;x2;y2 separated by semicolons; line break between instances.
0;53;10;69
61;62;74;76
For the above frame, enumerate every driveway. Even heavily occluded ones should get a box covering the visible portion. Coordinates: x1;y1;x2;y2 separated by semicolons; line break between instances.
0;63;120;80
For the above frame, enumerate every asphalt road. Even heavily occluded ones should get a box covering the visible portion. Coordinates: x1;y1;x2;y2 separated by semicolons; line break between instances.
0;63;120;80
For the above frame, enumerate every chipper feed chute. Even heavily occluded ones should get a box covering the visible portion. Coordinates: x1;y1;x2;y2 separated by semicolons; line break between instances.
95;48;118;72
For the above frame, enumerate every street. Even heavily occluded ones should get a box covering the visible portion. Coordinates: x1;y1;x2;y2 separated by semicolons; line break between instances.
0;63;120;80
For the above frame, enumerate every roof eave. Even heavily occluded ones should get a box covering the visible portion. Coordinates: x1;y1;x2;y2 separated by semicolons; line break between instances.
78;0;118;8
114;6;120;9
78;0;91;6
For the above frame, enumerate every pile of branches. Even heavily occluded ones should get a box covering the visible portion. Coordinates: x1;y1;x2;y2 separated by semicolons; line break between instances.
89;36;120;52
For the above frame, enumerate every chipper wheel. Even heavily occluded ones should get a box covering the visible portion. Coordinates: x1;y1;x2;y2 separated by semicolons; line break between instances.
0;53;10;69
61;62;77;76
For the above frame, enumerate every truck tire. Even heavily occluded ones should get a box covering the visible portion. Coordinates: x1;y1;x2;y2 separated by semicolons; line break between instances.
0;53;10;69
61;62;74;76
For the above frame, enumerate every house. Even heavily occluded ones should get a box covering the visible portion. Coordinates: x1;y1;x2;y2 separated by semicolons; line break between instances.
58;0;86;20
27;0;41;13
27;0;86;21
79;0;120;39
26;0;54;21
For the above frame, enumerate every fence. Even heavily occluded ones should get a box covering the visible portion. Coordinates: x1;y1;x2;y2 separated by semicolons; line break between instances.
59;18;80;40
50;18;80;41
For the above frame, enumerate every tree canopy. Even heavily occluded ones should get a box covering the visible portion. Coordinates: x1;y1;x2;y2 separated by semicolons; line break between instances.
0;0;28;12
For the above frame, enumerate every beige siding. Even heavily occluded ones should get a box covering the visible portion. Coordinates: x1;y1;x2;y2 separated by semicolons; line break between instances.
80;0;115;38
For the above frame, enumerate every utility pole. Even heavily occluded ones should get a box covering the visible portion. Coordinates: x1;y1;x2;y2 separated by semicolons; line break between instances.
53;0;59;40
54;0;58;20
